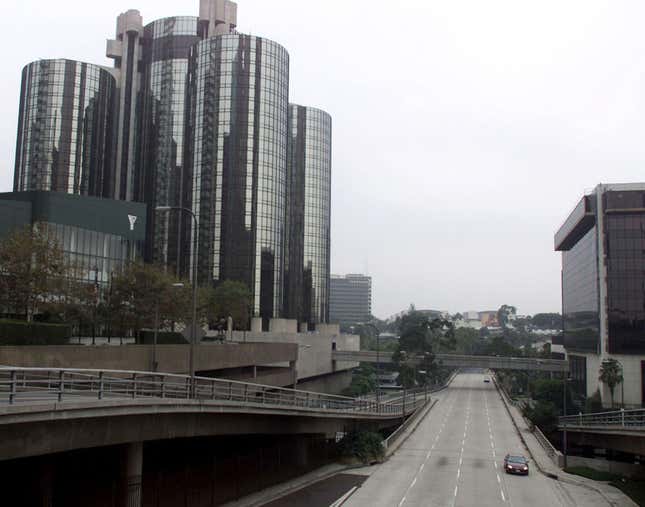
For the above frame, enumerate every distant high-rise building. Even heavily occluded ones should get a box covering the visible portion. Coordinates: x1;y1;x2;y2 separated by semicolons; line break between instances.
329;274;372;324
14;59;116;197
555;183;645;407
284;105;332;327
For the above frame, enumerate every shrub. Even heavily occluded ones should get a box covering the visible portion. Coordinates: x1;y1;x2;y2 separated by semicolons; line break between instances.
522;400;558;433
0;319;71;345
337;430;385;464
137;330;188;345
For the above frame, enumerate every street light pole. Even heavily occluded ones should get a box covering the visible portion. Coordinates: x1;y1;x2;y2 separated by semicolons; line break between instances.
156;206;199;396
563;376;570;468
364;323;381;407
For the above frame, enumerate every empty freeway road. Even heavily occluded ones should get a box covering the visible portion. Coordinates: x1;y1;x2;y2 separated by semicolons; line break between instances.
274;372;611;507
344;372;609;507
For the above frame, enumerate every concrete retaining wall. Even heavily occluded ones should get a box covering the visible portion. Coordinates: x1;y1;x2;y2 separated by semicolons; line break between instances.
567;456;645;479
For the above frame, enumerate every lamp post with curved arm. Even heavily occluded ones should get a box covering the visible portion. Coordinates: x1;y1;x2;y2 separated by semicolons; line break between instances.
155;206;199;395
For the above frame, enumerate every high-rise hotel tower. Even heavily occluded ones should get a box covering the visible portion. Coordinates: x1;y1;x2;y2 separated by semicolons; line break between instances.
12;0;331;326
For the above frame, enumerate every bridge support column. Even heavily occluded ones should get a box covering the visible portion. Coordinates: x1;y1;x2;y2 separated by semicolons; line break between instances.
295;438;309;468
39;457;53;507
124;442;143;507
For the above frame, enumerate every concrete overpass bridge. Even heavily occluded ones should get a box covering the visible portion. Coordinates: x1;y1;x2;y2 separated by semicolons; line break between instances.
332;350;569;372
559;408;645;455
0;366;426;505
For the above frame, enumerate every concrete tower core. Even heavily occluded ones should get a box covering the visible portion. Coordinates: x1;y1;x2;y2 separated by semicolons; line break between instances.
199;0;238;38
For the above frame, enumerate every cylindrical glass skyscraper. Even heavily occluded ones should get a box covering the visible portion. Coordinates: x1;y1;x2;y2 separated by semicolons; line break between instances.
285;105;332;326
138;16;200;274
186;34;289;322
14;59;116;197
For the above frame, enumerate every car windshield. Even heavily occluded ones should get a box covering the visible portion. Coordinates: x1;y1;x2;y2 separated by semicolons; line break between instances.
507;456;527;464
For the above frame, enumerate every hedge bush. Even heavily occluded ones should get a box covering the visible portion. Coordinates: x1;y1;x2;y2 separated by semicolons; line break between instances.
137;330;188;345
0;319;72;345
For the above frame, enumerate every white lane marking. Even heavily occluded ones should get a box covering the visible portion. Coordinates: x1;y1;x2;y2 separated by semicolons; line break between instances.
457;469;461;479
454;486;459;497
398;496;406;507
410;477;417;489
419;463;425;473
501;490;506;502
330;486;358;507
496;474;501;484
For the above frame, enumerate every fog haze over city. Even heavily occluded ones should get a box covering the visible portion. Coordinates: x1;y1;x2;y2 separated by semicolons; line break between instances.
2;0;645;318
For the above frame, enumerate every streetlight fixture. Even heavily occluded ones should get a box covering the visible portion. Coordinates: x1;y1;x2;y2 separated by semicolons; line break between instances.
156;206;199;396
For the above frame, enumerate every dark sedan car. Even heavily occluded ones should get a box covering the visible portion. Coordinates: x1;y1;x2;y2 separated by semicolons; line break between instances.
503;454;529;475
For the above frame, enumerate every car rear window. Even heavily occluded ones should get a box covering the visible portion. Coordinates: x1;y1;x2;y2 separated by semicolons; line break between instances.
508;456;527;463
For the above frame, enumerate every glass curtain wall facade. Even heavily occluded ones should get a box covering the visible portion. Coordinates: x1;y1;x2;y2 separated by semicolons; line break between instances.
14;59;116;197
604;191;645;354
562;227;600;353
186;35;289;321
138;17;200;274
285;105;332;326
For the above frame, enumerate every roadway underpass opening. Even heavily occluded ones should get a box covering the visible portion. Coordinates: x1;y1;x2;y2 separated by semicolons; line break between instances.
0;434;343;507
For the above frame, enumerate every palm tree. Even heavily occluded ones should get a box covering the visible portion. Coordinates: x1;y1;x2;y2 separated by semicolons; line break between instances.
599;359;623;408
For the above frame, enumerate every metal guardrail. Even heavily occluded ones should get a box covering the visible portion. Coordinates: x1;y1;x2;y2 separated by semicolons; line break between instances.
533;424;561;462
0;367;424;418
559;408;645;429
332;351;569;372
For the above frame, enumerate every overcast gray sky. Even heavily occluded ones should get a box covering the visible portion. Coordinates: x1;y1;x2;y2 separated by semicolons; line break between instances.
2;0;645;319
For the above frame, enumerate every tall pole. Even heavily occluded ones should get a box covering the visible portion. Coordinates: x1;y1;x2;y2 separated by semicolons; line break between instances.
190;212;198;397
156;206;199;397
563;377;568;468
152;298;159;372
376;329;381;407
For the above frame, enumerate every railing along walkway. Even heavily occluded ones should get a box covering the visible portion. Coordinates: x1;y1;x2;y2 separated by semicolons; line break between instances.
560;408;645;430
0;367;423;418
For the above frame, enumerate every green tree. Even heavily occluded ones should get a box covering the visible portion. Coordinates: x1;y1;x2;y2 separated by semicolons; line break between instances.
454;327;479;355
599;359;624;408
393;310;456;387
211;280;252;330
0;224;69;321
532;379;574;414
109;262;191;337
496;304;517;329
530;313;562;330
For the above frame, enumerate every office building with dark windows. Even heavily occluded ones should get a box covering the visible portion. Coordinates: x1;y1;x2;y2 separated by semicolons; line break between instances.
284;105;332;327
0;192;145;285
11;0;332;326
185;34;290;323
14;59;116;197
329;274;372;325
555;183;645;407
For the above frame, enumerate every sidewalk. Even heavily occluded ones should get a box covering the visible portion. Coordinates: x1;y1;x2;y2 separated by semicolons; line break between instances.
219;464;352;507
496;380;637;507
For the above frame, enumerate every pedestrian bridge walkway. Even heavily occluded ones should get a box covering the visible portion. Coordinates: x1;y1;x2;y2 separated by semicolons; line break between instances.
559;408;645;437
332;351;569;372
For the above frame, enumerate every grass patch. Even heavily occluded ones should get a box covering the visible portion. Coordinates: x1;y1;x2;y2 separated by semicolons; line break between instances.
564;466;621;482
565;466;645;506
610;480;645;506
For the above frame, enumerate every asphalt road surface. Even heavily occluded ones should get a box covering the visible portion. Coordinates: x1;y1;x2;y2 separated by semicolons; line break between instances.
344;372;580;507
